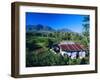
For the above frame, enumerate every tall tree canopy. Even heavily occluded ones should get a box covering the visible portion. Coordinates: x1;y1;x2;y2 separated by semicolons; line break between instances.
82;15;90;48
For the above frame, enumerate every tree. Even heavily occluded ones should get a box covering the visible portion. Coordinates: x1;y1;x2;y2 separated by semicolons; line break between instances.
47;38;54;48
82;16;90;48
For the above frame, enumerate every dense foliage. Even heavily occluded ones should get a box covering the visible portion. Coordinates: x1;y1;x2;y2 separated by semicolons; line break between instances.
26;50;89;67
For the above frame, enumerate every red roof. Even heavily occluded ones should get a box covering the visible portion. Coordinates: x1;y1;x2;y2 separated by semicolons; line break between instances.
59;43;86;51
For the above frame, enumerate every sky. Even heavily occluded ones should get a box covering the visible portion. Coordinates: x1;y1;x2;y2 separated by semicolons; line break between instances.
26;12;89;33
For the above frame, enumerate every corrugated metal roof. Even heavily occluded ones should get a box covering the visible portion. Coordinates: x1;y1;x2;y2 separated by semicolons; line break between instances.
59;43;86;51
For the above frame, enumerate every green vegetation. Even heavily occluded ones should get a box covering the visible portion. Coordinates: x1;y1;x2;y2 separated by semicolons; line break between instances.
26;49;89;67
26;50;68;67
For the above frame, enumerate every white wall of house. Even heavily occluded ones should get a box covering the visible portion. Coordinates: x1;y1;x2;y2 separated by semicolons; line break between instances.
79;51;86;59
60;49;86;59
71;52;77;59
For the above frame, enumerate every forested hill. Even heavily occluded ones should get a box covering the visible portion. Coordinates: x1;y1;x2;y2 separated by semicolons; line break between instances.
26;24;73;33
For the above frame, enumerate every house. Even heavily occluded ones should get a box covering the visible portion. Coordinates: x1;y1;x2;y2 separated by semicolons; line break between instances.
52;41;87;59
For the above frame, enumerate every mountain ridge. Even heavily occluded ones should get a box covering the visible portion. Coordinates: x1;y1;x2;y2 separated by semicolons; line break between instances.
26;24;73;33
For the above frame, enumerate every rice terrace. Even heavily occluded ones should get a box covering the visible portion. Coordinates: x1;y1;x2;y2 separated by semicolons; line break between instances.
26;12;90;67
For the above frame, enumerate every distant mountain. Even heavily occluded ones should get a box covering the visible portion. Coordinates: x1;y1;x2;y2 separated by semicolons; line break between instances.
26;24;74;33
57;28;73;32
26;24;55;32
